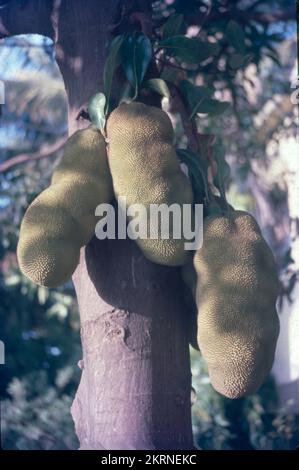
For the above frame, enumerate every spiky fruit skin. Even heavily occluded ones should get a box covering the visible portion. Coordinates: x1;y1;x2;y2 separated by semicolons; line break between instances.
188;210;280;398
106;102;193;266
17;126;113;287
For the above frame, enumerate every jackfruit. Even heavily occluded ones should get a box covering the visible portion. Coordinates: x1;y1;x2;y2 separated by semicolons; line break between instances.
184;210;280;398
106;102;194;266
17;126;113;287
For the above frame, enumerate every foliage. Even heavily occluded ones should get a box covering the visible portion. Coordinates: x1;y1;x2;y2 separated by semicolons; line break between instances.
2;371;79;450
191;351;299;450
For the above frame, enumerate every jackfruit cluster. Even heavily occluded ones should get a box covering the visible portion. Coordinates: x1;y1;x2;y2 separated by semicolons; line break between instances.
17;126;113;287
183;210;280;399
106;102;194;266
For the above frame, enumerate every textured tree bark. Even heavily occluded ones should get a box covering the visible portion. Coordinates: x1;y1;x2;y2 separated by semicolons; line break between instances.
1;0;193;450
73;236;193;450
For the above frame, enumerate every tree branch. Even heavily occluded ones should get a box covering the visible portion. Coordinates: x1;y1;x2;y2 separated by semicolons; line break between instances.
0;137;66;173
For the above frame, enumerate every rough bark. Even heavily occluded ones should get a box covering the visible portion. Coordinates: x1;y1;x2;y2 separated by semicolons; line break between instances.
1;0;193;449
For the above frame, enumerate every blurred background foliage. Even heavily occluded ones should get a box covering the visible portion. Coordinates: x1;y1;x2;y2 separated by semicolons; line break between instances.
0;0;298;449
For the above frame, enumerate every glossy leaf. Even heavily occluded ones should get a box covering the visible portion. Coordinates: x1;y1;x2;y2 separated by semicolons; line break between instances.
103;35;124;113
121;32;152;98
159;36;219;64
162;13;184;39
88;92;106;131
144;78;170;98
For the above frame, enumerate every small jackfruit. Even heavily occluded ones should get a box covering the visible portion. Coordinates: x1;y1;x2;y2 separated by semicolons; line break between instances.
184;210;280;399
106;102;194;266
17;126;113;287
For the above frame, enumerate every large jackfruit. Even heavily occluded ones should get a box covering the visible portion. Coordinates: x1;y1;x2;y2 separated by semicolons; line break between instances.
184;210;280;399
17;126;113;287
106;102;194;266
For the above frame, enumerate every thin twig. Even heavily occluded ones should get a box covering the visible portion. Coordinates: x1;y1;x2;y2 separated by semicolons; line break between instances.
0;137;66;173
196;0;212;35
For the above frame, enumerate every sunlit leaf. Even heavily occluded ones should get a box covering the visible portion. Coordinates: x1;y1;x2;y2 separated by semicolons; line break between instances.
88;92;106;131
144;78;170;98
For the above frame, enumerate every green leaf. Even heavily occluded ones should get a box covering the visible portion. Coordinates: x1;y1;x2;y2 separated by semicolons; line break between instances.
177;148;210;202
162;13;184;38
159;36;219;64
180;80;213;116
203;100;230;116
103;35;125;113
226;20;246;54
213;144;230;201
180;79;214;102
143;78;170;98
180;80;230;117
121;32;153;99
88;92;106;131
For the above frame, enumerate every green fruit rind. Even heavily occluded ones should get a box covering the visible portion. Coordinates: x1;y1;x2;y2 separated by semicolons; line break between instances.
187;210;280;398
17;126;113;287
106;102;194;266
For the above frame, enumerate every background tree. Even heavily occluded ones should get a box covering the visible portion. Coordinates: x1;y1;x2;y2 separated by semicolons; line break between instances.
0;0;297;450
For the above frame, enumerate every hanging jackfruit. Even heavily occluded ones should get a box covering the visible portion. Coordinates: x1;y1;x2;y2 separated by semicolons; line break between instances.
184;210;280;399
106;102;194;266
17;126;113;287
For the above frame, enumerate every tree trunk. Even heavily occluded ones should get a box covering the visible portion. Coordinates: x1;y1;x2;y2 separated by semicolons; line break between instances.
0;0;193;450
